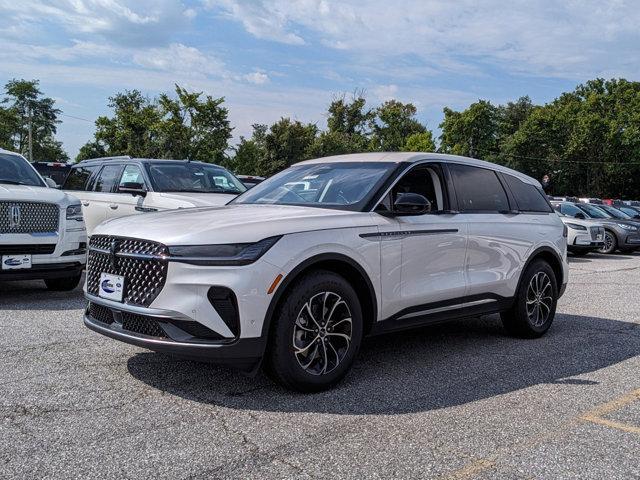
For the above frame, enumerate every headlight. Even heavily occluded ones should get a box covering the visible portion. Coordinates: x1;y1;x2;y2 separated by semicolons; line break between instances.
168;236;282;266
565;222;587;231
66;204;83;221
617;223;638;231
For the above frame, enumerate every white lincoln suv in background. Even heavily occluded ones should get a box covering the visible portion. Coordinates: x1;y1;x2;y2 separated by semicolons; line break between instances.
83;152;568;392
0;149;86;290
63;157;246;235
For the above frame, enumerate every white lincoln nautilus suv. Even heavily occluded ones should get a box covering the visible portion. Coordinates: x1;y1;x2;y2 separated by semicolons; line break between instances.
84;153;568;392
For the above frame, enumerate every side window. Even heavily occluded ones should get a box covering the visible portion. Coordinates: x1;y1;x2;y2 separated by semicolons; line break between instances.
118;164;146;189
93;165;123;193
560;203;582;217
449;164;509;212
503;174;552;213
388;165;445;212
62;166;98;191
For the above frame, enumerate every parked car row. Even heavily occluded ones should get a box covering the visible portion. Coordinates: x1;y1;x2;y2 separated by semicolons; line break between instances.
550;199;640;254
2;148;635;391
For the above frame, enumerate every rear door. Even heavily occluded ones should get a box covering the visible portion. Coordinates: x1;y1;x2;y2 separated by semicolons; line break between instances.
448;163;532;310
85;164;125;232
63;165;101;233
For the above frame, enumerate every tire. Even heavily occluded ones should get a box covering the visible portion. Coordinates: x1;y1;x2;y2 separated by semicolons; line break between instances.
501;260;558;338
265;270;363;392
597;230;617;254
44;273;82;291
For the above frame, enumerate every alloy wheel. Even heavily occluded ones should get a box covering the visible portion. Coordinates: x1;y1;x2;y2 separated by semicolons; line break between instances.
292;291;353;376
526;272;553;327
598;232;615;254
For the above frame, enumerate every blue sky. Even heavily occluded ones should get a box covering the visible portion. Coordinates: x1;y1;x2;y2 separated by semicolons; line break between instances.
1;0;639;159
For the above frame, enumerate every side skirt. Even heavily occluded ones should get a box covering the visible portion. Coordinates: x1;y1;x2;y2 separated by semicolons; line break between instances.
368;294;514;336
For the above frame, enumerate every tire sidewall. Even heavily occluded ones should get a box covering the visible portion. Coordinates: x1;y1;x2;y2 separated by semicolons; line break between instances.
269;271;363;391
515;260;558;335
598;231;617;254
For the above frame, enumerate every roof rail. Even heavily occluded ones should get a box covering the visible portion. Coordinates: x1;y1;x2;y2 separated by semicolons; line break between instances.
78;155;131;163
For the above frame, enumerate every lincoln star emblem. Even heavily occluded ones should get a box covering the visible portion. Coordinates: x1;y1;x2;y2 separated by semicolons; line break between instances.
8;205;21;228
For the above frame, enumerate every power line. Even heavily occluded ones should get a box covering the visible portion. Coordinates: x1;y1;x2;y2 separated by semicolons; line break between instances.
58;112;94;123
474;149;640;166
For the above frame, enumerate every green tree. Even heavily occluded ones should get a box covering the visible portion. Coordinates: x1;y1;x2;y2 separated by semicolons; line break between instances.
439;100;498;159
504;79;640;197
230;124;268;174
258;118;318;176
370;100;426;151
403;131;436;152
1;79;68;160
77;85;232;163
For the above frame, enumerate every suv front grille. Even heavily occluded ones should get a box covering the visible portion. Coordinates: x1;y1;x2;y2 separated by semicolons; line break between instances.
590;226;605;241
88;302;114;325
121;311;167;338
0;202;59;234
86;235;168;307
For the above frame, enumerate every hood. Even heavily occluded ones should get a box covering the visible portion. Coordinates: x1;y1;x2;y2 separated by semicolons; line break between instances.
581;217;640;228
0;183;77;206
559;217;598;228
95;204;375;244
155;192;236;207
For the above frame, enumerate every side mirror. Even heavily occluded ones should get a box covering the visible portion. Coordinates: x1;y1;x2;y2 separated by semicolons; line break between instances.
44;177;59;189
574;212;586;219
118;182;147;197
393;193;431;215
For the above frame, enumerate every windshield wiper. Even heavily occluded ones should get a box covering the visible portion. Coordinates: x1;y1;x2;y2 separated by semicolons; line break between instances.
0;179;30;185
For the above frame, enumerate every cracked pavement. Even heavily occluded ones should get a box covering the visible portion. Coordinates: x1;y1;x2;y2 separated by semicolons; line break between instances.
1;252;639;479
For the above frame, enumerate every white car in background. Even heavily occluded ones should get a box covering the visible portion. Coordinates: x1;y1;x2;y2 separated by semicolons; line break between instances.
0;148;86;290
557;212;604;256
84;152;568;392
62;157;246;235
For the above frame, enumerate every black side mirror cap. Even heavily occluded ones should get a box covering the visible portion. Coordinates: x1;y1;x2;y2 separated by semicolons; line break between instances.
118;182;147;197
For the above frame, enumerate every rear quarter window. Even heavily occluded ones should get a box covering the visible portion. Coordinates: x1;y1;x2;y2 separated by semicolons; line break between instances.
503;174;553;213
449;164;509;212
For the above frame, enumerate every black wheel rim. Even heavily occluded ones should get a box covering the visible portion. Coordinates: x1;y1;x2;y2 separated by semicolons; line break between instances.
526;272;553;327
292;291;352;376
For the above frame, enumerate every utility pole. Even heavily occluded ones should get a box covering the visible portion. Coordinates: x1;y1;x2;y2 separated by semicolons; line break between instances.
27;104;33;162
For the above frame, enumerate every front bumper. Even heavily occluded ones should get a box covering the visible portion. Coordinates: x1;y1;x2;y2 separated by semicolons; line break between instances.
84;302;265;372
0;261;83;281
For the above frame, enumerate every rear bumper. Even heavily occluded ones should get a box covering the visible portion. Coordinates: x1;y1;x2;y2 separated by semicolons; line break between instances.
0;262;83;281
83;305;265;372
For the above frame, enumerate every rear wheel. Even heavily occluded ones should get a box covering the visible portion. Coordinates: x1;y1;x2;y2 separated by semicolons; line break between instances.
501;260;558;338
44;273;82;291
265;270;363;392
597;230;617;254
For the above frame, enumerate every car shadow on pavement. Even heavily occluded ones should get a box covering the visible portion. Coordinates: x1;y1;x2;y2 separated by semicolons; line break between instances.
0;278;85;311
127;313;640;415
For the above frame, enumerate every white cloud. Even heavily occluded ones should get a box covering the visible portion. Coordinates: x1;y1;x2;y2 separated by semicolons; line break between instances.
207;0;640;79
243;70;270;84
133;43;226;77
372;84;399;102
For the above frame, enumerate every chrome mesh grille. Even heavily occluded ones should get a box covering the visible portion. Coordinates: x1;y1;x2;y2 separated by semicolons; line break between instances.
86;235;168;307
590;226;605;241
0;202;59;234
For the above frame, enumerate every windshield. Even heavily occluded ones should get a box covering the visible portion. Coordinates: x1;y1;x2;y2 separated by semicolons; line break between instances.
145;162;246;194
0;153;45;187
576;203;611;219
600;205;632;219
233;162;395;211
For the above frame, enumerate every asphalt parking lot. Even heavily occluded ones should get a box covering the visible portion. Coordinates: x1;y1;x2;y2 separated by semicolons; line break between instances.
2;253;639;480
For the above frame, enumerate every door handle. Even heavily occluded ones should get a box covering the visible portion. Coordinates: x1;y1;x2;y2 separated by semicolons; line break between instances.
109;204;119;210
135;206;158;212
82;201;90;206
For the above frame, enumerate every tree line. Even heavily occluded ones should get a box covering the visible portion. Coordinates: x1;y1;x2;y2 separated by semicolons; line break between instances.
2;78;640;198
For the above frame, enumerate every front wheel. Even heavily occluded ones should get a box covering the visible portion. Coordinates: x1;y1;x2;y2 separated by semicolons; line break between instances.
597;230;617;254
501;260;558;338
265;270;363;392
44;273;82;291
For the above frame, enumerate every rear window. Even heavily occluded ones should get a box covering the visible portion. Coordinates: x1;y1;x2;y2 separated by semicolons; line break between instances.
62;165;99;191
503;174;552;213
449;164;509;212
